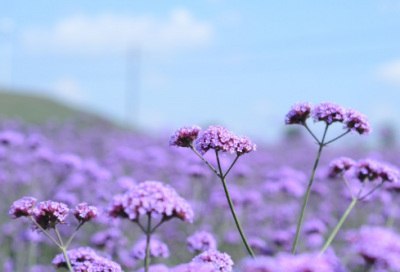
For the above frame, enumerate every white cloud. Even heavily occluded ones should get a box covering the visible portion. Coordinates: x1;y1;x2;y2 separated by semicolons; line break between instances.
54;78;86;105
21;8;212;55
376;59;400;85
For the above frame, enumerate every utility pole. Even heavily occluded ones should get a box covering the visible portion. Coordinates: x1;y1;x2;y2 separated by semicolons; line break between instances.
126;45;141;128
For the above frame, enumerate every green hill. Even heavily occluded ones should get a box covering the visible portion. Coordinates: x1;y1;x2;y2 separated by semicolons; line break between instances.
0;90;111;124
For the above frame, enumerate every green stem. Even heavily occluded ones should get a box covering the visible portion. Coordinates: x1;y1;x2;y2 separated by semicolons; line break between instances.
304;123;320;144
320;198;358;254
61;247;74;272
224;155;240;178
65;223;84;248
190;146;220;177
144;214;152;272
323;130;350;146
54;225;64;247
215;150;256;258
291;124;329;254
28;217;61;247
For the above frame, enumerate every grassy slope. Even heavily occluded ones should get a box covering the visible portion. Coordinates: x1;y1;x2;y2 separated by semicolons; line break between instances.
0;90;108;124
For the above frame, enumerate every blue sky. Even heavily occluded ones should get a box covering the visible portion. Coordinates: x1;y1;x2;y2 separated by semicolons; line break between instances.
1;0;400;142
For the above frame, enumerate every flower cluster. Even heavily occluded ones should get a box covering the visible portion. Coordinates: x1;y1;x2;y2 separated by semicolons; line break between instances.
344;109;372;135
131;239;170;260
195;125;256;156
285;102;372;135
108;181;194;223
355;159;399;183
8;196;37;219
186;231;217;253
347;226;400;271
52;247;122;271
30;200;69;231
73;203;99;224
169;126;201;148
285;102;313;125
171;263;216;272
328;157;356;178
312;102;346;124
191;250;234;272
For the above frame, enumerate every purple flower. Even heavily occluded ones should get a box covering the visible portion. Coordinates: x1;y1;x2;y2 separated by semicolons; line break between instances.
0;130;24;146
238;256;279;272
277;252;348;272
52;247;122;271
171;263;216;272
235;135;256;156
379;163;400;183
191;250;234;272
108;181;194;223
170;126;201;148
347;226;400;271
8;196;37;219
328;157;356;178
355;159;381;182
31;200;69;231
312;102;346;124
73;203;99;224
195;125;238;155
131;238;170;260
344;109;372;135
303;219;327;234
187;231;217;253
247;237;273;256
285;102;313;125
355;159;399;183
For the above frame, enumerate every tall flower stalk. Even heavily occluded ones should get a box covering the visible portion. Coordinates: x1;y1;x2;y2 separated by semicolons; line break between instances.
285;102;372;254
8;198;98;272
320;159;399;254
170;125;257;258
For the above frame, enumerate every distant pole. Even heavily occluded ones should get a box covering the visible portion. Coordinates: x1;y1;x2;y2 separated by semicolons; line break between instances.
0;0;14;90
126;45;141;128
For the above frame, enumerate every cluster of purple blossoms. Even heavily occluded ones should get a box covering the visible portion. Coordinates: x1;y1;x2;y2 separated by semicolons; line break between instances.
52;247;122;271
328;157;356;178
131;239;170;260
0;130;24;146
195;125;256;156
285;102;313;125
312;102;346;124
344;109;372;135
169;126;201;148
73;203;99;224
285;102;372;135
31;200;69;231
186;231;217;253
191;250;234;272
108;181;194;223
347;226;400;271
355;159;399;183
8;196;37;219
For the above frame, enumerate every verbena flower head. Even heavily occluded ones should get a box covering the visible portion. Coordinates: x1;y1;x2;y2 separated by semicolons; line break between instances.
313;102;346;124
347;226;400;271
195;125;256;156
344;109;372;135
132;239;170;260
195;125;237;155
235;135;256;156
8;196;37;219
328;157;356;178
0;130;24;146
191;250;234;272
186;231;217;253
136;264;169;272
31;200;69;231
73;203;99;224
170;126;201;148
355;159;399;183
285;102;313;125
52;247;122;271
355;159;381;182
108;181;194;223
